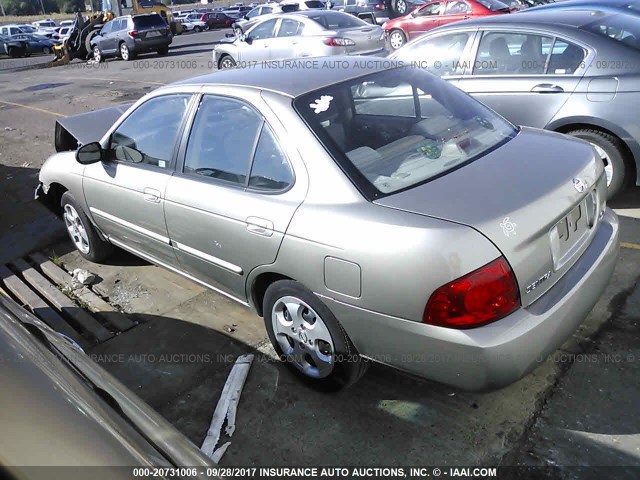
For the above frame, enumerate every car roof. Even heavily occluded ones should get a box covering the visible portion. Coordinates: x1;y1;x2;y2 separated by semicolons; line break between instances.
172;55;389;97
451;9;625;29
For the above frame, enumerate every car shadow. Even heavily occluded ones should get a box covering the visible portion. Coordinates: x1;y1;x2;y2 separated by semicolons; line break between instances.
0;163;66;265
72;305;640;467
610;185;640;210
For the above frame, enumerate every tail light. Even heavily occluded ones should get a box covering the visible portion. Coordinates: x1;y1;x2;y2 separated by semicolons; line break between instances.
166;25;171;33
323;37;356;47
127;30;139;38
423;257;520;329
375;3;384;9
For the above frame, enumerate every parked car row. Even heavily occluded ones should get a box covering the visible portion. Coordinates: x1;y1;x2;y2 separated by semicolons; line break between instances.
220;1;640;197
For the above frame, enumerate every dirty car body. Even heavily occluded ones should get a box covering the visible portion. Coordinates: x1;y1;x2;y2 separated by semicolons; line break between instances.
37;58;618;391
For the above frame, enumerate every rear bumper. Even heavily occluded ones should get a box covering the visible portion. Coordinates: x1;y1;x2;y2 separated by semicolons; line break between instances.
131;36;172;53
323;208;619;391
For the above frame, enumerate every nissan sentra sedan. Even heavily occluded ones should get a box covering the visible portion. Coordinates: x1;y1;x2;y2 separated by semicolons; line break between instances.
37;58;618;391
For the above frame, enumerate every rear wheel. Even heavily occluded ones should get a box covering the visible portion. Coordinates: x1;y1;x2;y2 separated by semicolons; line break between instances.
388;0;409;18
218;54;236;70
43;46;51;54
157;46;169;56
119;42;135;61
8;47;20;58
388;29;406;50
60;192;113;262
567;129;627;199
194;26;202;32
263;280;369;391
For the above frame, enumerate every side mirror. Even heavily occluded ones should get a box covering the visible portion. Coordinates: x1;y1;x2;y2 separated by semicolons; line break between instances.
243;34;252;44
76;142;103;164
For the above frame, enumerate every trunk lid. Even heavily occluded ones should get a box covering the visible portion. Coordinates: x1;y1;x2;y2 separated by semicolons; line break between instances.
336;25;384;54
374;127;606;306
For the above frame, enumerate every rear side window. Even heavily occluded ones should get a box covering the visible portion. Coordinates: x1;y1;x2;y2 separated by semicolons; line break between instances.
183;96;263;186
474;32;554;74
278;19;304;37
308;11;366;29
249;126;294;191
133;14;167;29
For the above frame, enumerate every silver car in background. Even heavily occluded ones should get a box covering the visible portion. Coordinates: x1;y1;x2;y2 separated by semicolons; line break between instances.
214;10;385;69
37;59;618;392
391;9;640;198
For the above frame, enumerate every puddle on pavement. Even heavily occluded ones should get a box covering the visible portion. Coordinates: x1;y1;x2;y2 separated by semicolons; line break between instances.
24;83;70;91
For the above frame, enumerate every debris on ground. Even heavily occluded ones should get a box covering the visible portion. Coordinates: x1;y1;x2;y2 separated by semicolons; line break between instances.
4;127;14;131
72;268;96;287
224;323;238;333
201;354;254;462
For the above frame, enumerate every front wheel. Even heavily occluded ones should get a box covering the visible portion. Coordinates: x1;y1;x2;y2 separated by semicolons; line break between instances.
60;192;113;262
567;129;628;199
263;280;369;391
388;29;406;50
157;46;169;56
194;26;202;32
92;45;102;62
217;54;236;70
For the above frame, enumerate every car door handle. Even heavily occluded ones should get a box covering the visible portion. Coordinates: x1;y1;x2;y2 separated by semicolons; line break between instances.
143;187;161;203
531;84;564;93
246;216;274;237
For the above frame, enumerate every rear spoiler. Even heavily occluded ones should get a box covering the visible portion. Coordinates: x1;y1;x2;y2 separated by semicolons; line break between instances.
54;103;133;152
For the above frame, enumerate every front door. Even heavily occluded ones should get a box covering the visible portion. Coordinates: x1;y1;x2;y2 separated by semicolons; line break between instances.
83;94;193;266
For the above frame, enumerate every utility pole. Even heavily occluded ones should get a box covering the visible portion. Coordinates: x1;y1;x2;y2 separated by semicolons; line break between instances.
0;1;6;17
39;0;47;15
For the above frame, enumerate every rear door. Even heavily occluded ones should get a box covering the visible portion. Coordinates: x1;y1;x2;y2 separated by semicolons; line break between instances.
240;18;278;62
164;94;305;299
456;29;588;128
406;1;444;40
133;15;170;44
270;18;305;59
96;20;115;53
441;0;473;27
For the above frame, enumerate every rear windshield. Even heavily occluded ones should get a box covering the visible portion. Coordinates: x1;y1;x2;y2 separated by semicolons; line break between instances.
476;0;510;11
305;1;326;7
133;14;168;28
294;68;516;198
580;13;640;50
307;11;366;29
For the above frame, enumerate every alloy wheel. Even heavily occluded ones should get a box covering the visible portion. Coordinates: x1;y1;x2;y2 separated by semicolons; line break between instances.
63;204;90;254
591;143;613;187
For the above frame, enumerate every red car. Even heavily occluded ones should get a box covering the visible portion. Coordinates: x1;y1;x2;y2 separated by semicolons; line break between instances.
201;12;235;29
385;0;513;50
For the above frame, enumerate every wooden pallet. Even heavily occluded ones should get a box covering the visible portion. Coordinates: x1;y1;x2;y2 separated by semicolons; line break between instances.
0;253;137;349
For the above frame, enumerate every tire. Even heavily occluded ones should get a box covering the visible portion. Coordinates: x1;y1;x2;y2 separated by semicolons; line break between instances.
567;129;628;199
388;0;409;18
8;47;19;58
60;192;113;263
263;280;369;391
43;46;51;54
119;42;135;61
194;26;202;32
388;29;406;50
217;54;236;70
157;46;169;56
92;45;102;63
